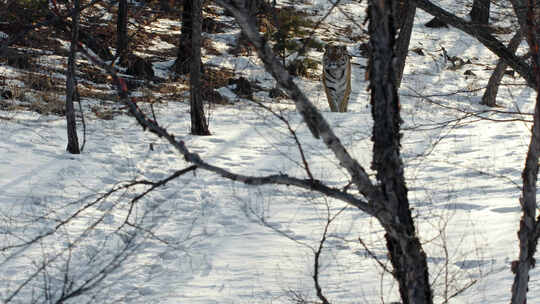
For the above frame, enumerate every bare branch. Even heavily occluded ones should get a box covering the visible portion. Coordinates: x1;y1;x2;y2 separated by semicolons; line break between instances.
214;0;384;209
120;165;197;229
406;88;534;123
51;231;139;304
75;37;374;215
358;237;393;275
413;0;536;88
312;205;341;304
251;100;315;181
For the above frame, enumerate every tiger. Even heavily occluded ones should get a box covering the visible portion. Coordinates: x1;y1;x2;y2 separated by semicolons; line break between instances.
322;44;352;113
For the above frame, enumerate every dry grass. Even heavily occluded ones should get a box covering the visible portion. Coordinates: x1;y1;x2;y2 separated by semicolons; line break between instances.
0;0;277;119
29;91;65;115
78;86;117;101
2;70;66;115
204;66;235;88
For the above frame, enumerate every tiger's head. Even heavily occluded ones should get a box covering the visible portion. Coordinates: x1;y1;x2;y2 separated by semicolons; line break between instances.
323;44;349;70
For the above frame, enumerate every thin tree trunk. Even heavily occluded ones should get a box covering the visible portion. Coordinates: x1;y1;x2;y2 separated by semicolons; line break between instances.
511;3;540;303
470;0;491;24
174;0;194;74
511;65;540;304
117;0;128;63
368;1;432;303
481;31;522;107
180;0;193;43
394;0;416;87
66;0;80;154
190;0;210;135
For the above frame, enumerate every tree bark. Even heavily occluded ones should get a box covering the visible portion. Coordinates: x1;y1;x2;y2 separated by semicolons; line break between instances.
511;70;540;304
511;2;540;303
174;0;195;74
394;0;416;87
470;0;491;24
117;0;128;63
66;0;81;154
190;0;210;135
368;1;432;303
481;31;522;107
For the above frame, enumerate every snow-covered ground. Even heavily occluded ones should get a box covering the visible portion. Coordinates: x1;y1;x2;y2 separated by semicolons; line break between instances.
1;1;539;303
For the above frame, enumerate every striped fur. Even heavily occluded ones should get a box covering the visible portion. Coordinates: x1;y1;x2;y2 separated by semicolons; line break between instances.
322;45;351;112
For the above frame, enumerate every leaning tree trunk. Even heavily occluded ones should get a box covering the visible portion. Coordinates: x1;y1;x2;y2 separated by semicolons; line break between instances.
66;0;80;154
470;0;491;25
117;0;128;64
481;31;522;107
190;0;210;135
394;0;416;87
368;1;432;303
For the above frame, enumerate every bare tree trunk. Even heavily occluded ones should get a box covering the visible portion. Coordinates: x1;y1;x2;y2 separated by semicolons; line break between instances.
66;0;81;154
511;73;540;304
470;0;491;24
368;1;432;303
394;0;416;87
511;3;540;303
481;31;522;107
117;0;128;63
66;0;80;154
174;0;195;74
190;0;210;135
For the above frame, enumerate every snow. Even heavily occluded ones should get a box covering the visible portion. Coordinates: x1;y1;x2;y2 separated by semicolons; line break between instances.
0;0;538;303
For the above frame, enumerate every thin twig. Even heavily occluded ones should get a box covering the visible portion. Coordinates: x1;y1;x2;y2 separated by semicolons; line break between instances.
312;204;346;304
251;100;314;181
313;217;331;304
407;87;533;123
119;165;198;229
357;237;392;274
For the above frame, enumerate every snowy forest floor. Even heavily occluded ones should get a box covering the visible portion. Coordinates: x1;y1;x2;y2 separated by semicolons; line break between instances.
0;0;538;303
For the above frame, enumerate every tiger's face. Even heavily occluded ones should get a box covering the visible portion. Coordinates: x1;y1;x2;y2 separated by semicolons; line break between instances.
323;45;349;70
